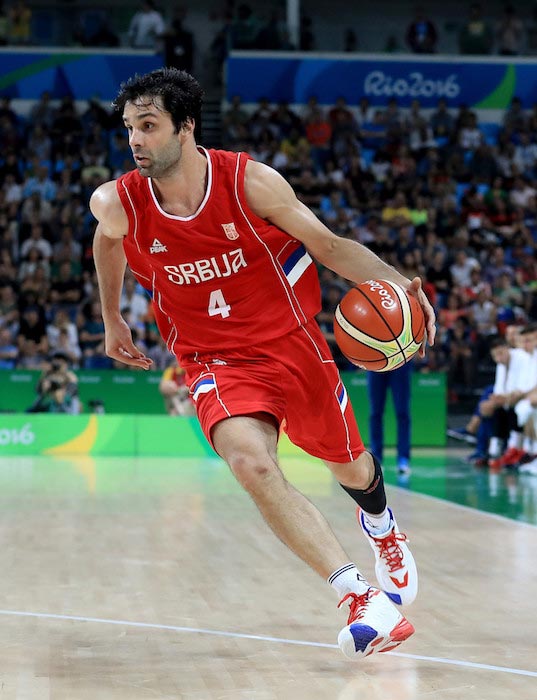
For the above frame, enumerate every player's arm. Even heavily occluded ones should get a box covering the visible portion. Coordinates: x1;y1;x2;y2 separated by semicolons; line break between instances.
90;181;152;369
244;160;436;347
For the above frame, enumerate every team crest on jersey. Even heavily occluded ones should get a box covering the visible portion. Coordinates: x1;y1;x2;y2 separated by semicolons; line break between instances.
150;238;168;253
222;222;239;240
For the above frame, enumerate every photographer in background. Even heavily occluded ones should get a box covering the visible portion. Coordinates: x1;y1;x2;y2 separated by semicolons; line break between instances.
159;360;195;416
27;352;81;414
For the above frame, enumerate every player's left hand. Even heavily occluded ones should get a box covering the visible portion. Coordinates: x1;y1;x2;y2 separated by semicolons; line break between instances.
408;277;436;356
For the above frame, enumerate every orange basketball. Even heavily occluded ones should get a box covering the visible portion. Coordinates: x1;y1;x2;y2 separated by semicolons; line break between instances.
334;279;425;372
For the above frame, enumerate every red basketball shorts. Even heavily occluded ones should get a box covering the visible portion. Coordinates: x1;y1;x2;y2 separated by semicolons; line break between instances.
182;320;365;463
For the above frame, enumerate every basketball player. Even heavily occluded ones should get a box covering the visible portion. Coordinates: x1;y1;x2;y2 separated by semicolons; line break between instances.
90;69;436;659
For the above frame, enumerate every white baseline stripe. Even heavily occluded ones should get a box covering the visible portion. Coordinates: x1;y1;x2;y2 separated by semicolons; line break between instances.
0;609;534;678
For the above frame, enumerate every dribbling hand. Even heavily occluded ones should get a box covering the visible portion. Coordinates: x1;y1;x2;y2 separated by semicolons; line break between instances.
408;277;436;356
105;317;153;370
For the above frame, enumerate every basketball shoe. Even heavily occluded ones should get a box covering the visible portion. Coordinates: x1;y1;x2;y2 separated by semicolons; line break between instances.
337;587;415;659
358;507;418;606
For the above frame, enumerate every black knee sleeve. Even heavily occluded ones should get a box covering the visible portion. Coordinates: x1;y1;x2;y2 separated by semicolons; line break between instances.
339;452;387;515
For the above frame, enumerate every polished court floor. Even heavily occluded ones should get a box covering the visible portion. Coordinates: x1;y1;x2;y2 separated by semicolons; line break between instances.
0;448;535;699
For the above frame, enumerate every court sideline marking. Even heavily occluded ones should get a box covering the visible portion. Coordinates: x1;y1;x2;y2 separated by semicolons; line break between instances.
0;608;535;679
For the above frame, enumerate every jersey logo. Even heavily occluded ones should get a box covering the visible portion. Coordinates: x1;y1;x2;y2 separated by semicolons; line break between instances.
150;238;168;254
222;222;239;240
164;248;247;286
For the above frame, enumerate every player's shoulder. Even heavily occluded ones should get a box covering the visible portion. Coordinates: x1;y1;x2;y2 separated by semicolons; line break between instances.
90;179;123;218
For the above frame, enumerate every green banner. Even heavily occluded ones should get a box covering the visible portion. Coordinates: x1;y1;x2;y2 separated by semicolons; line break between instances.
345;373;446;447
0;370;445;455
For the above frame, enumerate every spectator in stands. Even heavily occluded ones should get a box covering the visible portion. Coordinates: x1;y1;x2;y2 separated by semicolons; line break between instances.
471;144;499;183
450;249;481;288
163;7;194;72
496;4;524;55
222;95;250;149
18;246;50;282
52;224;82;273
83;16;120;48
458;112;483;150
120;275;149;327
514;134;537;176
20;223;52;261
0;327;17;368
470;285;498;342
503;96;526;133
405;6;438;53
459;3;493;54
445;316;476;391
381;191;412;229
29;91;54;129
128;0;165;49
159;360;195;416
485;334;531;468
17;305;47;354
20;192;53;226
355;97;373;128
78;300;109;368
27;124;53;164
0;3;8;45
3;172;22;205
7;0;31;44
230;3;259;49
510;175;537;209
27;353;80;413
53;96;82;133
299;15;315;51
0;284;18;330
429;99;454;140
304;109;332;170
255;9;290;50
49;259;83;317
46;308;81;366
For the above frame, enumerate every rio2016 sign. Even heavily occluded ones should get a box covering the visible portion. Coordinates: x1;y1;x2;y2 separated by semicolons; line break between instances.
227;53;532;109
363;70;461;100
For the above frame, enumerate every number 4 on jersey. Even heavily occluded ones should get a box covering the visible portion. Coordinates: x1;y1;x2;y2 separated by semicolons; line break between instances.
208;289;231;318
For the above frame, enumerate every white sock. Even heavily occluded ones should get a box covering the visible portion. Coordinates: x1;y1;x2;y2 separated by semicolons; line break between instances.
523;436;532;452
328;563;369;598
532;440;537;454
489;436;502;457
507;431;522;449
361;507;392;536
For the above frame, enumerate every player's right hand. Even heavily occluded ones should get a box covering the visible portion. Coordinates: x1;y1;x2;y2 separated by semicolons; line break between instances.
105;317;153;370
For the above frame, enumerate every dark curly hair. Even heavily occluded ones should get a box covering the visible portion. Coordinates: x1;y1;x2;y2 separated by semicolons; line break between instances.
113;68;204;139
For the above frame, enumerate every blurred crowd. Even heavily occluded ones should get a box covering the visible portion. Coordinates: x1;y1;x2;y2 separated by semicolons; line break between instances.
0;91;174;377
1;2;536;59
222;92;537;399
3;86;537;408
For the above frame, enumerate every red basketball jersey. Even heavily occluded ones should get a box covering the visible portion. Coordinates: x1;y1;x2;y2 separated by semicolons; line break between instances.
116;148;321;361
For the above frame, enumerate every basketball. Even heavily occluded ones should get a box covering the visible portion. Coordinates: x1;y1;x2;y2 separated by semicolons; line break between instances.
334;279;425;372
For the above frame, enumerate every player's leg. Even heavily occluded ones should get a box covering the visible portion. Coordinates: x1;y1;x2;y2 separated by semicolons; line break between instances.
213;414;414;659
212;413;353;578
325;451;418;607
278;322;418;608
366;370;388;462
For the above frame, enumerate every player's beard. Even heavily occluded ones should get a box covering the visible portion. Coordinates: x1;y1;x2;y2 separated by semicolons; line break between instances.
135;138;182;179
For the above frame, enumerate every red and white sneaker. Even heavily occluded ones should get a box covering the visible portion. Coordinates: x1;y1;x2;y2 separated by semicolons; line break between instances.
337;587;415;659
488;447;526;470
358;507;418;606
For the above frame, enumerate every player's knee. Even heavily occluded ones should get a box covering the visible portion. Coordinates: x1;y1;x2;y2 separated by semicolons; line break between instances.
228;452;279;493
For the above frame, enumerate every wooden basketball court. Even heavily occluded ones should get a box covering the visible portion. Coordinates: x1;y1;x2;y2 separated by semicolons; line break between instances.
0;450;535;699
